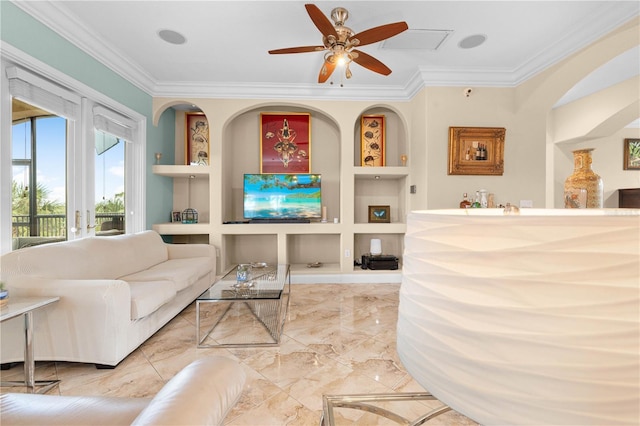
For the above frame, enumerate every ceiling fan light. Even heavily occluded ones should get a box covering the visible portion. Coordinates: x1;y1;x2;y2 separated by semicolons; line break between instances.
345;64;352;79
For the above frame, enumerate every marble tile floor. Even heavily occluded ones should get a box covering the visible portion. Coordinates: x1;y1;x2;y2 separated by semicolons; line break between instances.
1;283;478;425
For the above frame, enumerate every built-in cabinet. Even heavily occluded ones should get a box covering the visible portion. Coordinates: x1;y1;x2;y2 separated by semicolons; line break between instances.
151;104;409;282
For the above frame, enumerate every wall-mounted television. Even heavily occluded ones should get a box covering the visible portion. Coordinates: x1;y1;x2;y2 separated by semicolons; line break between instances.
243;174;321;220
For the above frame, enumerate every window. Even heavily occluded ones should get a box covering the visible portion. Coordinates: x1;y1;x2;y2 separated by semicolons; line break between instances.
1;60;146;253
11;102;68;248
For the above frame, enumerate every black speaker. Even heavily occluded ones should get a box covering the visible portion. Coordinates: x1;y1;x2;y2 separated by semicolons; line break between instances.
361;254;399;270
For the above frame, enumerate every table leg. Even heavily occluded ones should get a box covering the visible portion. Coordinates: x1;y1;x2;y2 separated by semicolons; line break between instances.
24;311;35;392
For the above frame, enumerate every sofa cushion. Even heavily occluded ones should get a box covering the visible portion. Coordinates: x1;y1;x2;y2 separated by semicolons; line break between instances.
2;231;168;281
120;258;212;292
129;281;176;320
98;231;169;278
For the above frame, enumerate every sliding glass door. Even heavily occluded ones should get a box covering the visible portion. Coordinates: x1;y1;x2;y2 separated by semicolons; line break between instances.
94;130;125;236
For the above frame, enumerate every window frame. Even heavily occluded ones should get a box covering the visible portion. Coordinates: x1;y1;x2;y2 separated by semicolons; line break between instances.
1;45;146;254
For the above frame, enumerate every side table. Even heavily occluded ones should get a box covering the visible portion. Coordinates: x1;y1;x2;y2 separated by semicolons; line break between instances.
1;296;60;394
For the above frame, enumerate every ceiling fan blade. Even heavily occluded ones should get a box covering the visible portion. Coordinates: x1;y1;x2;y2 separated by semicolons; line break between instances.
350;22;408;47
268;46;324;54
318;58;337;83
352;49;392;76
305;4;338;39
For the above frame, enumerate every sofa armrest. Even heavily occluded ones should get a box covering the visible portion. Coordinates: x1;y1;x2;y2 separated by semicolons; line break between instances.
5;278;133;364
132;356;246;426
8;278;131;321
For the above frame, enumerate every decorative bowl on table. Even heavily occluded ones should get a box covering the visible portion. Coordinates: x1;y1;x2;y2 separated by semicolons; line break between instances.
232;281;254;289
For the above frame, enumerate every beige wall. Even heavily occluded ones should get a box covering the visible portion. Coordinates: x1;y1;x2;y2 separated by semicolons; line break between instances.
555;127;640;208
154;17;639;213
421;85;546;209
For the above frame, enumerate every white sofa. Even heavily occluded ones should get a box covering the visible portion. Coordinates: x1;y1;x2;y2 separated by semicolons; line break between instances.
0;231;216;367
1;356;246;425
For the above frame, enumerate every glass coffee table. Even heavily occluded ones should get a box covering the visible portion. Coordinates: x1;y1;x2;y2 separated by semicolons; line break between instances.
196;264;290;348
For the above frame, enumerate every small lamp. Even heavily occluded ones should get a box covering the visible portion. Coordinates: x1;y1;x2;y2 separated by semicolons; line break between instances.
370;239;382;255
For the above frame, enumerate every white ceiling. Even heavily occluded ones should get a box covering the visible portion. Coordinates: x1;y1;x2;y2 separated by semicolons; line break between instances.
14;1;640;103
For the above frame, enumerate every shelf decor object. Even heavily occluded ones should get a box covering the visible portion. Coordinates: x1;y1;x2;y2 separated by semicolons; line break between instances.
448;126;505;175
181;208;198;224
368;205;390;223
260;112;310;173
623;138;640;170
564;148;603;208
185;112;209;165
361;115;385;166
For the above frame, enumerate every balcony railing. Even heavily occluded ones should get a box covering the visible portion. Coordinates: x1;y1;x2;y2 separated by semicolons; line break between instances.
12;213;125;238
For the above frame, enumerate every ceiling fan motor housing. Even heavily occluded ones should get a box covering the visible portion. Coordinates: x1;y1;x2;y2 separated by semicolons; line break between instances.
330;7;349;26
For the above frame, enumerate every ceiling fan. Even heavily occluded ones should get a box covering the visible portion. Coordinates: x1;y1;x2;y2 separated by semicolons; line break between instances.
268;4;408;83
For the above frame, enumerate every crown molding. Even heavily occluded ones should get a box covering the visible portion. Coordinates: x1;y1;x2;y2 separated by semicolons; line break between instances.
150;80;414;101
11;0;639;101
509;2;640;86
13;0;157;95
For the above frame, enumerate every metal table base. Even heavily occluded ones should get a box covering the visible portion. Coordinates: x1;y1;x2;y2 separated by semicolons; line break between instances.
321;392;451;426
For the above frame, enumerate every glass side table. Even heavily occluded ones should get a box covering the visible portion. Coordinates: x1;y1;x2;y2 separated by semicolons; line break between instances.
1;296;61;394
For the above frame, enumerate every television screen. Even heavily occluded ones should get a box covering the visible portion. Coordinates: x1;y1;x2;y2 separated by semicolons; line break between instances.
243;174;321;219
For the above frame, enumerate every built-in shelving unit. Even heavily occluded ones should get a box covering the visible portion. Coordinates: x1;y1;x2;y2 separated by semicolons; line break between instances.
151;104;409;283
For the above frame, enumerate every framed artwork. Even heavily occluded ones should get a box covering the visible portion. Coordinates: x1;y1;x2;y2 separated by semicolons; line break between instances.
185;113;209;165
368;205;391;223
623;138;640;170
260;112;310;173
448;126;506;175
171;211;182;223
361;115;385;166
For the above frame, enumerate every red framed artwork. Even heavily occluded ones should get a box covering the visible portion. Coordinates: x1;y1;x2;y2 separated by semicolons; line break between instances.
260;112;310;173
185;112;209;165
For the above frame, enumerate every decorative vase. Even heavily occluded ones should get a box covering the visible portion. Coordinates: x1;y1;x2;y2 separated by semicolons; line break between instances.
564;148;603;208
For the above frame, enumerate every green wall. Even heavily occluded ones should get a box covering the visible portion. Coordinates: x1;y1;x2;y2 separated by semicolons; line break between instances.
0;2;174;228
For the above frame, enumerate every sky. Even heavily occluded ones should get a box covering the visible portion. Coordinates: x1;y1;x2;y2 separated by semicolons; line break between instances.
12;116;124;206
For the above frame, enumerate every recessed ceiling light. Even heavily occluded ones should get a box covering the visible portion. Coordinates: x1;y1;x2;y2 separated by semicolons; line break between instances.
158;29;186;45
458;34;487;49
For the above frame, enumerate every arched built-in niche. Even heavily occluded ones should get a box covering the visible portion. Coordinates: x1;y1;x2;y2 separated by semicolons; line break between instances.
352;106;410;261
354;106;408;167
152;101;211;236
154;101;210;166
221;105;340;223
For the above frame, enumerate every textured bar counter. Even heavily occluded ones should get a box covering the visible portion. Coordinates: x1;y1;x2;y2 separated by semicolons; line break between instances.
397;208;640;425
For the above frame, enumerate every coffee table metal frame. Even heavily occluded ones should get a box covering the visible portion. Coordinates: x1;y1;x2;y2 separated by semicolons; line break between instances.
196;264;290;348
0;296;61;394
321;392;451;425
